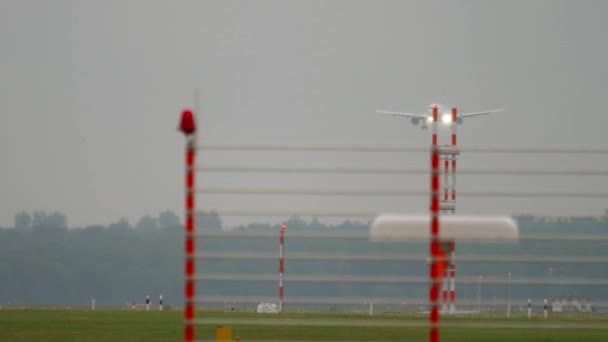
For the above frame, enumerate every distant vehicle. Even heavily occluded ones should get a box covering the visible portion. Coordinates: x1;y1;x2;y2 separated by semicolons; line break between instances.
376;103;505;130
256;302;279;313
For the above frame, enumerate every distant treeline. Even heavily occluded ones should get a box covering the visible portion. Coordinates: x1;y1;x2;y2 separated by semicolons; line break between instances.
0;211;607;308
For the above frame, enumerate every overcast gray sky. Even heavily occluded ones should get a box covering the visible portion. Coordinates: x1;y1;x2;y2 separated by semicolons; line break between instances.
1;0;607;228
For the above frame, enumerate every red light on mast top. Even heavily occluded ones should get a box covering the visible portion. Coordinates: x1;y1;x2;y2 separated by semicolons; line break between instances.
179;109;197;135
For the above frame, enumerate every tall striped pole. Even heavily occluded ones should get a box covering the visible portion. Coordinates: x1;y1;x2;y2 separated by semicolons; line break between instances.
430;105;443;342
279;223;287;312
449;107;458;314
180;109;197;342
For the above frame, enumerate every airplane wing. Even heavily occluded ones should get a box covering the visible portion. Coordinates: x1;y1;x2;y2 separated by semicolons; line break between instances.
376;109;426;119
460;108;505;118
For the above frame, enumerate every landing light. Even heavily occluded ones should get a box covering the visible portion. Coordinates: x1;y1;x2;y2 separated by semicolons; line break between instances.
442;113;452;124
427;116;434;123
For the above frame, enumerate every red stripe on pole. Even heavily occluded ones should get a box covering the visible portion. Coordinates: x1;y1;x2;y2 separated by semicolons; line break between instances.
186;149;195;167
186;196;194;213
431;328;439;342
186;214;194;234
431;219;440;237
185;258;194;277
185;279;195;299
185;302;195;319
187;172;194;190
185;325;194;342
430;259;440;280
186;237;195;255
430;282;441;302
432;154;440;175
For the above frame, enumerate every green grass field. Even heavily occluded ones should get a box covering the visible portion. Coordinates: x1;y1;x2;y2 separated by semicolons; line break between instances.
0;308;607;341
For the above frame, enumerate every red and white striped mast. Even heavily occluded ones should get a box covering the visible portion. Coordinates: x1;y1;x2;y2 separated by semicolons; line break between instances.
429;105;444;342
180;109;197;342
449;107;458;314
279;223;287;312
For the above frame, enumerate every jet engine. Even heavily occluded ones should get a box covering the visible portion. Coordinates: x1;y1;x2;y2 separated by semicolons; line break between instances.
411;117;419;126
457;117;463;125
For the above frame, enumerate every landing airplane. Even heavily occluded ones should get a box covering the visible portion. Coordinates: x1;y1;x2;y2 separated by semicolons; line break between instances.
376;103;505;130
